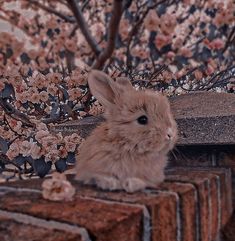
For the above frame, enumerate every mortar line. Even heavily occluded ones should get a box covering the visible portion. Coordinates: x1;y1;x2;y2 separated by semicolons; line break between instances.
0;186;41;194
206;179;212;241
215;175;222;230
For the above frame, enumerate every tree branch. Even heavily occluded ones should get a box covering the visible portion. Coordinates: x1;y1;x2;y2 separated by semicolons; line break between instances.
66;0;101;56
0;99;35;128
223;26;235;54
29;0;76;23
92;0;124;69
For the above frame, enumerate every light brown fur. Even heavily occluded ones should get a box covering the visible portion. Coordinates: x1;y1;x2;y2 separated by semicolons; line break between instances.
75;70;178;192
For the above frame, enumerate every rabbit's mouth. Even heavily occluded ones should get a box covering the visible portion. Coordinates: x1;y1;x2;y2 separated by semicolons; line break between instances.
160;137;177;154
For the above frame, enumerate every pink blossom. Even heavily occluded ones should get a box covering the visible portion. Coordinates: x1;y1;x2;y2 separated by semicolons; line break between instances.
208;39;225;50
166;51;175;60
20;140;32;157
35;73;47;89
9;75;22;87
41;136;58;150
28;87;39;95
36;123;48;131
59;146;68;158
131;46;149;59
30;93;41;104
30;143;42;159
206;64;215;76
88;104;104;116
65;141;76;153
18;16;28;29
68;88;82;101
52;39;64;52
91;23;104;41
19;65;30;76
45;149;60;162
27;49;38;59
175;69;186;79
10;120;22;132
0;81;5;91
47;84;58;95
37;57;49;70
42;172;75;201
119;19;130;40
46;73;62;84
154;34;172;50
172;37;184;50
40;91;49;102
160;13;177;35
45;17;58;29
35;130;50;142
16;92;30;103
6;142;20;160
144;10;159;32
179;47;192;58
69;133;82;144
65;39;77;52
129;2;137;12
194;70;203;80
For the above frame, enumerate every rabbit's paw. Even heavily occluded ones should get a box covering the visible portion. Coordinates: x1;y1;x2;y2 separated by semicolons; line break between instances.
95;176;121;191
122;178;147;193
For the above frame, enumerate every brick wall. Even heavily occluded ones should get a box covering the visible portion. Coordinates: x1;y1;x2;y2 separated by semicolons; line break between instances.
0;167;232;241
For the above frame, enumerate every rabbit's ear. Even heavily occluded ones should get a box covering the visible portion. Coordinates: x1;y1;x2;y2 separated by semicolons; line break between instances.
115;76;132;89
88;70;118;107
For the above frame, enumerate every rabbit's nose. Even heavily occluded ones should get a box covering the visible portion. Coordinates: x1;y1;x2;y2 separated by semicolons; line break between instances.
166;128;174;140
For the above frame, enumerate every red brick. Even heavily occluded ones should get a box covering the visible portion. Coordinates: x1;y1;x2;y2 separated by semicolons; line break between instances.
0;216;82;241
0;191;143;241
206;168;233;223
166;170;218;241
159;182;197;241
72;186;179;241
167;167;233;224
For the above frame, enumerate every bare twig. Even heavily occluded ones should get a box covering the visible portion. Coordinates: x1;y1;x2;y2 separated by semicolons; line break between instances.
0;99;35;128
67;0;101;56
223;26;235;53
174;66;235;92
92;0;124;69
3;115;26;137
29;0;76;23
81;0;90;11
79;0;124;107
69;24;79;38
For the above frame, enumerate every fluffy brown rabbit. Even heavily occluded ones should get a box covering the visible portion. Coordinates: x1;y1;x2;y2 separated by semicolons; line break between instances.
75;70;178;192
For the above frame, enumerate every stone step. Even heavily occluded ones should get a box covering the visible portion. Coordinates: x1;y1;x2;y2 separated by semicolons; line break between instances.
0;167;232;241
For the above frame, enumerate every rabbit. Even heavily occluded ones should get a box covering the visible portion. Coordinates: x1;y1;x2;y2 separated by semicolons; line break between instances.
75;70;178;193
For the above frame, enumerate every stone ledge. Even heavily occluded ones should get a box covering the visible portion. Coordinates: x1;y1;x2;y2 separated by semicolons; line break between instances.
0;167;232;241
171;92;235;145
51;92;235;146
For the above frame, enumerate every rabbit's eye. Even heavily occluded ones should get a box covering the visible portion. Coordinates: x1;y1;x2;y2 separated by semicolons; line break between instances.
137;115;148;125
